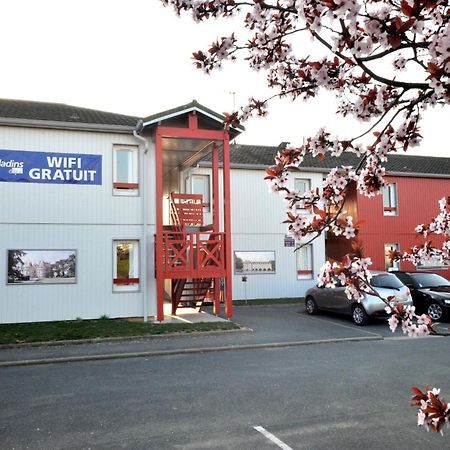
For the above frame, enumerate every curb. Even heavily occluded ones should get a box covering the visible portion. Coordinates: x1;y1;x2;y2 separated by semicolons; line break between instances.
0;335;383;368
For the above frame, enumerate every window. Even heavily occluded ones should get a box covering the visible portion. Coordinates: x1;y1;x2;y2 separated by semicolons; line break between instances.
294;178;311;209
113;241;139;292
294;178;310;195
296;245;313;279
370;273;404;289
384;243;400;271
416;256;449;271
382;183;397;216
113;145;138;195
410;272;450;288
192;174;210;212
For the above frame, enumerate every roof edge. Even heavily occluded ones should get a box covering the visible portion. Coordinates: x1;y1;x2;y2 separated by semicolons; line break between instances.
198;162;324;172
0;117;136;134
142;101;245;132
199;161;450;178
385;171;450;179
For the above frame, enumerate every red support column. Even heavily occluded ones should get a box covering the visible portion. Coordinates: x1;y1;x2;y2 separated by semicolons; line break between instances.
212;143;221;315
155;130;165;321
213;278;220;316
212;143;219;232
222;134;233;319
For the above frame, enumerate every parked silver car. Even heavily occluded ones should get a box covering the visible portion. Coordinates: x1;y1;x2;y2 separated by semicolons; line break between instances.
304;272;413;325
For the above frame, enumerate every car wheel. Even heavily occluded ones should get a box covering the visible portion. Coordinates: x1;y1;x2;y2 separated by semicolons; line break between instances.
352;304;370;326
305;297;319;315
427;302;444;321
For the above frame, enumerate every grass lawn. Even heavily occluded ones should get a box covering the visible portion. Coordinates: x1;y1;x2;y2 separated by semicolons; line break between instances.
0;318;241;345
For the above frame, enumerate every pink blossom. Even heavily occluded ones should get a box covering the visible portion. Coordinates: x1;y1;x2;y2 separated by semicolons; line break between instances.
388;315;399;333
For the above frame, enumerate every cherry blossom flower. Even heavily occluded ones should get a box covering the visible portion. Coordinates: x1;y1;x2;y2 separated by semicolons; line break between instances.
411;386;450;434
162;0;450;433
387;315;398;333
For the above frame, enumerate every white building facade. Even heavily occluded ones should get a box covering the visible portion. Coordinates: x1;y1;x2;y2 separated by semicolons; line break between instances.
184;161;325;303
1;117;157;323
0;99;325;323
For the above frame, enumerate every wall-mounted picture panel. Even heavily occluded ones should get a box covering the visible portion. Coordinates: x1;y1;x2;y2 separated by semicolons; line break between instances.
234;251;276;274
7;250;76;285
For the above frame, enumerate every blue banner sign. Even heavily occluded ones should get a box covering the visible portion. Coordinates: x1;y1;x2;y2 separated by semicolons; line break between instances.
0;149;102;185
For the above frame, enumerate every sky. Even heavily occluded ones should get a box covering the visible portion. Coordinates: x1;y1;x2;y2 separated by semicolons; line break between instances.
0;0;447;157
17;250;74;265
235;251;275;263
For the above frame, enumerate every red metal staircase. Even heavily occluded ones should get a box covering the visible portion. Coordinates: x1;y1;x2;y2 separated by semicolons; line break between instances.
171;278;212;313
167;192;220;314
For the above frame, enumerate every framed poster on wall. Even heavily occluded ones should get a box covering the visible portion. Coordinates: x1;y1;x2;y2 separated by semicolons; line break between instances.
234;251;276;274
7;250;77;285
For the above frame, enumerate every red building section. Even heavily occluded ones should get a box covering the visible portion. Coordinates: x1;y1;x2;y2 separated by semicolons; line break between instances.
327;175;449;278
358;175;449;276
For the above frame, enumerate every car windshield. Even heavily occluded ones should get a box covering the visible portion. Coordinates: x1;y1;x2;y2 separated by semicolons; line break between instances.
410;273;450;288
370;274;404;289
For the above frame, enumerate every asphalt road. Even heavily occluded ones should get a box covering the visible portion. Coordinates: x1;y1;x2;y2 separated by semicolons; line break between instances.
1;335;449;449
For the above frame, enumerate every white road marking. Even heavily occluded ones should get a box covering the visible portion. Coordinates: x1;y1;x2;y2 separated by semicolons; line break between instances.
254;426;294;450
298;313;382;337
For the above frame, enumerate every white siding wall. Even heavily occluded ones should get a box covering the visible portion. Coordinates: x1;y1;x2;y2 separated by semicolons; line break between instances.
231;168;325;300
1;123;325;322
0;127;145;224
0;126;157;323
185;166;326;300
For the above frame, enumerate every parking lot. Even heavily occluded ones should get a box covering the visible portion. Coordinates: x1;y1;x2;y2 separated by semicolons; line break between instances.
1;303;448;367
1;305;449;450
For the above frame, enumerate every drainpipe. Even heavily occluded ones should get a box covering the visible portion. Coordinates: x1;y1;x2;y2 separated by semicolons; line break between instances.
133;119;149;322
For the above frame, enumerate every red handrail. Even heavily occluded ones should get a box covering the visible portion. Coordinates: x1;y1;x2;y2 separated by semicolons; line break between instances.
162;231;225;277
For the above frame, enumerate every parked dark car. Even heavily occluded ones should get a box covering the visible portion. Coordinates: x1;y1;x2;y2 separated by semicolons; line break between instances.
304;272;412;325
391;271;450;321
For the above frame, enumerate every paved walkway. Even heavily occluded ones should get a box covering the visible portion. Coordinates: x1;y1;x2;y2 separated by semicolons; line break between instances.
0;304;396;367
156;304;229;324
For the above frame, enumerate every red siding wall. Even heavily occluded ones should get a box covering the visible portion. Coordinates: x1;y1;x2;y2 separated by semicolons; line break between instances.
356;176;450;277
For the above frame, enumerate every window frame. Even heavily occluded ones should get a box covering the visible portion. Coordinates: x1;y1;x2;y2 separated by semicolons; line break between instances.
294;178;311;210
296;244;313;280
382;183;398;216
234;251;276;275
112;145;139;196
113;240;140;292
384;243;400;271
191;174;211;212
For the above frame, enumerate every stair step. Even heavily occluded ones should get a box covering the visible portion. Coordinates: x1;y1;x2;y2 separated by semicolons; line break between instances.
182;286;210;292
171;276;213;314
179;297;206;302
178;299;202;302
